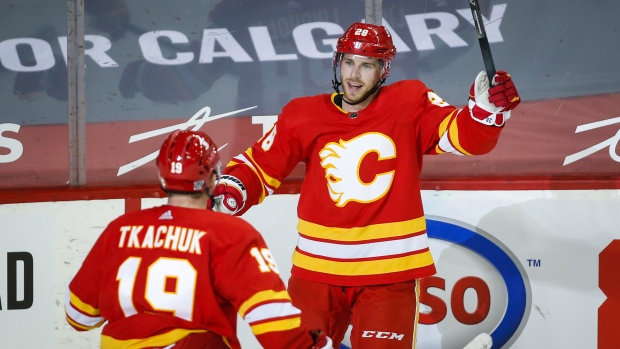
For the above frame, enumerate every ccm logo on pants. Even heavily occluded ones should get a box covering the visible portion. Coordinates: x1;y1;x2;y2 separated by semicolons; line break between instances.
361;331;404;340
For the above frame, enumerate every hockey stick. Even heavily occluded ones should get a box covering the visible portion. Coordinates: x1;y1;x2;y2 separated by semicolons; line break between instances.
468;0;496;81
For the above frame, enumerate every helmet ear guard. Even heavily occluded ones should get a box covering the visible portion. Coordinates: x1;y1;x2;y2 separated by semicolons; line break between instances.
156;130;221;193
332;22;397;93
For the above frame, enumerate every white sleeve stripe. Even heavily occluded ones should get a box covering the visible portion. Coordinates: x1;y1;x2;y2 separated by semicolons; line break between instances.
244;302;301;324
65;290;104;326
234;154;256;172
438;131;465;156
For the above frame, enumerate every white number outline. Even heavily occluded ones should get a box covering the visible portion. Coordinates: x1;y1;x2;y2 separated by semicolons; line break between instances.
260;125;277;151
354;28;369;36
250;247;280;274
116;257;198;321
428;91;450;107
170;162;183;174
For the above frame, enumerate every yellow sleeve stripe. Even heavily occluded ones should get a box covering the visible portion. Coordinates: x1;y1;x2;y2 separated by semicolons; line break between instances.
292;250;435;276
250;317;302;336
239;148;283;204
226;159;240;167
245;148;282;191
448;113;473;156
69;291;100;316
433;110;456;154
228;151;267;203
239;290;292;318
298;217;426;242
437;110;455;139
101;329;209;349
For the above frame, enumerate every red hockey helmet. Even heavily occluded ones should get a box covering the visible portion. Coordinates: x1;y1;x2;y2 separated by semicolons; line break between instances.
335;22;396;62
332;22;397;92
156;130;221;193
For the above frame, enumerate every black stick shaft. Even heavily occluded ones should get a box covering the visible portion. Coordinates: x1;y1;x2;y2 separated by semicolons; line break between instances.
469;0;496;81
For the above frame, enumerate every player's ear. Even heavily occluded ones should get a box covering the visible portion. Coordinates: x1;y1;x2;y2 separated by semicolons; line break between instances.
208;172;218;192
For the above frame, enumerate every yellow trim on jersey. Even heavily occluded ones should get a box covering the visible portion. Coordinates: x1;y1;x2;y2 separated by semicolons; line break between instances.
69;291;100;316
448;116;473;156
245;148;282;189
292;249;435;276
238;290;292;318
101;329;207;349
250;317;302;335
330;92;348;114
433;111;455;154
437;110;454;139
413;278;421;349
297;217;426;242
228;152;267;203
237;148;282;204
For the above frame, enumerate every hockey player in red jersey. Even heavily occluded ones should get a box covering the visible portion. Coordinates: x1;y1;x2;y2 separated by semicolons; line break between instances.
212;22;520;349
65;130;332;349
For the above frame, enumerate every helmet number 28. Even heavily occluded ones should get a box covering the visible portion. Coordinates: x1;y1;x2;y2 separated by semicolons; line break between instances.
354;28;369;36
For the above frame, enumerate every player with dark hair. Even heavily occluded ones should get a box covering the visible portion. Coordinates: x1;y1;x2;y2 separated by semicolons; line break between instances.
213;22;519;349
65;130;332;349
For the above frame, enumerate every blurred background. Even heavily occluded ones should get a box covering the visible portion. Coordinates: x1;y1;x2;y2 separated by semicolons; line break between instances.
1;0;619;193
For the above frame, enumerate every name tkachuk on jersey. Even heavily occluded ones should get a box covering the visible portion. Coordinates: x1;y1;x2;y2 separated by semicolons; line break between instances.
66;205;317;349
117;225;206;254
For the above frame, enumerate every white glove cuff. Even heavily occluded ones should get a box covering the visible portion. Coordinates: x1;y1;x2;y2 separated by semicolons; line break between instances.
468;99;511;127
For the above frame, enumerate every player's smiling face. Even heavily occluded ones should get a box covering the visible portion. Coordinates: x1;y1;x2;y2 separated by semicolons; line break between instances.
340;54;382;107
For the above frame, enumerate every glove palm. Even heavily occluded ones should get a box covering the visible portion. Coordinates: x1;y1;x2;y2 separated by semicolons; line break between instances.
468;70;521;127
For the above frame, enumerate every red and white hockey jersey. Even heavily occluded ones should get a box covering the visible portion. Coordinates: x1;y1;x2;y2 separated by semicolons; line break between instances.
224;80;503;287
65;205;316;349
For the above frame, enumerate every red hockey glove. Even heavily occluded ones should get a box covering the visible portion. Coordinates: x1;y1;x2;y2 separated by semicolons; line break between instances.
310;330;333;349
468;70;520;127
211;175;246;215
488;71;520;112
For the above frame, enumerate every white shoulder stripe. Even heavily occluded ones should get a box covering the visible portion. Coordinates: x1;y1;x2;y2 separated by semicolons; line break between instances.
234;153;253;168
438;132;465;156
